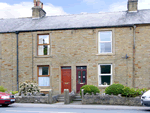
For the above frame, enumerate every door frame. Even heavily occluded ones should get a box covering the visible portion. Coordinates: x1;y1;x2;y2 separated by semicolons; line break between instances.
76;66;87;93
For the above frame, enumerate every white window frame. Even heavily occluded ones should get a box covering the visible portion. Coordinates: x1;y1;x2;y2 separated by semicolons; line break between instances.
98;64;112;86
98;31;112;54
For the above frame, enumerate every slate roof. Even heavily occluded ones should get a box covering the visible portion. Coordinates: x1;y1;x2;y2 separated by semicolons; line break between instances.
0;9;150;33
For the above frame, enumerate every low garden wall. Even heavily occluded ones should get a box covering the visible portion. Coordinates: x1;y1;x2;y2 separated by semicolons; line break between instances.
15;89;59;104
82;93;142;106
15;95;59;104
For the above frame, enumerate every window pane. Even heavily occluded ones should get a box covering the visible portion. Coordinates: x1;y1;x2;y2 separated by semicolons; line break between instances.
78;71;81;83
61;67;71;69
77;66;87;69
38;46;43;55
38;77;50;86
100;42;111;53
44;45;48;55
101;76;111;85
39;67;49;75
82;71;86;83
42;67;49;75
100;31;112;41
39;35;49;44
38;45;50;55
100;65;111;74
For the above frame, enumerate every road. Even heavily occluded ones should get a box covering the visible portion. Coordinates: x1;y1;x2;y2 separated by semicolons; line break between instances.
0;103;150;113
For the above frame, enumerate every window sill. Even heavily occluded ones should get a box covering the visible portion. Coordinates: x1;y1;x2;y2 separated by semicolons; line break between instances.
96;53;115;56
34;56;53;58
40;89;51;92
98;85;110;88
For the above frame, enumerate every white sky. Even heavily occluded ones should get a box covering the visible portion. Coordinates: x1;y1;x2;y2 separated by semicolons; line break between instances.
0;0;150;19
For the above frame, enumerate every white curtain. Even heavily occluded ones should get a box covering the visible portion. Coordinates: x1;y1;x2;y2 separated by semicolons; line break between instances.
38;77;50;86
38;46;43;55
39;67;42;75
47;45;50;55
39;37;43;44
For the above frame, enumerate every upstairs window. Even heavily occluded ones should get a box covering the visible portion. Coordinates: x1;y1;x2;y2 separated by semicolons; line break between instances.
98;31;112;53
37;34;50;56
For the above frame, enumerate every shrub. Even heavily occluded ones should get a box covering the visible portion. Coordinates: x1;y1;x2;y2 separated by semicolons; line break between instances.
105;83;124;95
0;86;7;92
19;80;40;96
10;91;18;95
122;87;142;97
139;88;148;94
80;85;100;96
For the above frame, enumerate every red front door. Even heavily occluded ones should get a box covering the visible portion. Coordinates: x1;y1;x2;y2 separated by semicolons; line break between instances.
76;66;87;93
61;67;71;93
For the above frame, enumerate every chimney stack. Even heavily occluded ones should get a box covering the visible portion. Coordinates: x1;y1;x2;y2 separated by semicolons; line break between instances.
32;0;46;18
127;0;138;12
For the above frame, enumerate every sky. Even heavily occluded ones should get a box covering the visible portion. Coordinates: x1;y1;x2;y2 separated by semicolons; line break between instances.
0;0;150;18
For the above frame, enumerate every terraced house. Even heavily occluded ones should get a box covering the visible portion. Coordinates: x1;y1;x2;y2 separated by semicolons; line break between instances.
0;0;150;94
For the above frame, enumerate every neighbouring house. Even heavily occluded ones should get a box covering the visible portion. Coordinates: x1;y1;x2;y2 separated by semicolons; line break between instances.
0;0;150;94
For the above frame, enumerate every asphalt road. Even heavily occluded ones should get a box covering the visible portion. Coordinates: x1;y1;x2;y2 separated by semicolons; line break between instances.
0;103;150;113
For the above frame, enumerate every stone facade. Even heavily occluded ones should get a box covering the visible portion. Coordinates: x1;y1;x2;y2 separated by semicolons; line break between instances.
0;25;150;94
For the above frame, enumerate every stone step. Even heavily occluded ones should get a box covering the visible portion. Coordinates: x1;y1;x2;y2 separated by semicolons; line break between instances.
58;94;64;97
73;95;82;101
75;96;81;98
58;97;64;99
57;99;64;102
75;94;81;96
73;98;82;101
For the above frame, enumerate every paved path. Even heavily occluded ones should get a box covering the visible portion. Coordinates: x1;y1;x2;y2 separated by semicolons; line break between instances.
6;101;150;110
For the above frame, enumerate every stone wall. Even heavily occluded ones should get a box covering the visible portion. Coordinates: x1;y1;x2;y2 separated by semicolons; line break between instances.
82;94;142;106
15;95;58;104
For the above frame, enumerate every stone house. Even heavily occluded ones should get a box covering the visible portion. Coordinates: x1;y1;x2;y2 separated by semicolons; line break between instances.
0;0;150;94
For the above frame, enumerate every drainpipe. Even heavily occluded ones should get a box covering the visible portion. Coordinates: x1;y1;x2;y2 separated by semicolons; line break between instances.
133;25;136;88
15;31;19;91
32;33;33;81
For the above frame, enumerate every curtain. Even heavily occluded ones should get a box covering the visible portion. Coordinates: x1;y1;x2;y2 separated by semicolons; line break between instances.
39;67;42;75
38;46;43;55
38;77;50;86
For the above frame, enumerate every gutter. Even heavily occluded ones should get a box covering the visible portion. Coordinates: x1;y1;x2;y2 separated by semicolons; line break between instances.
0;24;135;34
133;25;136;88
15;31;19;91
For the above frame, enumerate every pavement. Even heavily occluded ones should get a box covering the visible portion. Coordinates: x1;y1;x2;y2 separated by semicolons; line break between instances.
11;101;150;110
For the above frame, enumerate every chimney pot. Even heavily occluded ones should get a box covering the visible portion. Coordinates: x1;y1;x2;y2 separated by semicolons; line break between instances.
34;0;37;7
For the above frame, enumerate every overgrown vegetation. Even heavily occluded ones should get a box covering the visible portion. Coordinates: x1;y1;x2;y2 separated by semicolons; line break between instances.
10;91;18;95
80;85;100;96
19;80;40;96
0;86;7;92
105;83;149;97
